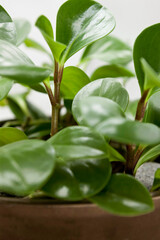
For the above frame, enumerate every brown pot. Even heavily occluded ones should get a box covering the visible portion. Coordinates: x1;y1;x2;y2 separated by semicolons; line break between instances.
0;196;160;240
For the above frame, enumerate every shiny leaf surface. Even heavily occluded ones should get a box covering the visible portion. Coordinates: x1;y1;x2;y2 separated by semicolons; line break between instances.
0;127;27;146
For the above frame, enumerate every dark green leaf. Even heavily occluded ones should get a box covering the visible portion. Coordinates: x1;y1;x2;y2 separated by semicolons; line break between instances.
0;127;27;146
56;0;115;63
0;5;16;44
133;23;160;93
14;19;31;46
0;78;13;101
43;157;111;201
80;35;132;65
151;169;160;191
72;78;129;112
91;65;134;81
61;66;90;99
48;126;108;161
90;174;154;216
0;140;56;196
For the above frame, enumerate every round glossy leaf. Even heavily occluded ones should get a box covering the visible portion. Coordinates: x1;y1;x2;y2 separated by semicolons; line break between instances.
72;79;129;112
72;96;125;127
0;6;16;44
0;140;56;196
133;23;160;93
134;144;160;173
56;0;115;63
0;127;27;147
60;66;90;99
14;19;31;46
43;158;111;201
91;65;134;81
0;78;13;101
80;35;132;65
48;126;108;161
144;91;160;127
89;174;154;216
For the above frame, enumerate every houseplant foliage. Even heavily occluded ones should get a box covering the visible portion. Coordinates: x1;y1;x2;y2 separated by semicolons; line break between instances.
0;0;160;217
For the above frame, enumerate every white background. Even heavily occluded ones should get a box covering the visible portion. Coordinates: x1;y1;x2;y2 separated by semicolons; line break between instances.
0;0;160;120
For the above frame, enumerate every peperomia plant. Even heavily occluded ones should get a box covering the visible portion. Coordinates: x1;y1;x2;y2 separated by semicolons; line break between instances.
0;0;160;217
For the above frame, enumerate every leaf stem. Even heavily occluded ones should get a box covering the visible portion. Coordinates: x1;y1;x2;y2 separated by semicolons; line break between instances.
135;89;149;121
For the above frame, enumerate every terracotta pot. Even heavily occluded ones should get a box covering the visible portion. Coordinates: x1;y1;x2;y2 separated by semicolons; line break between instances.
0;196;160;240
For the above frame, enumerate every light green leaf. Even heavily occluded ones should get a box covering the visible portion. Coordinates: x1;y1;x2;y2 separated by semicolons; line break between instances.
80;35;132;65
36;15;66;61
151;169;160;191
0;140;56;196
134;144;160;173
56;0;115;64
0;127;27;146
60;66;90;99
133;23;160;93
91;65;134;81
0;78;13;101
72;79;129;114
125;99;138;120
107;144;126;163
48;126;108;161
14;19;31;46
0;5;16;44
42;157;111;201
89;174;154;216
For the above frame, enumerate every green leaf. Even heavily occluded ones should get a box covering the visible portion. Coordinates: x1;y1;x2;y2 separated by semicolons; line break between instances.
151;169;160;191
26;122;50;139
72;79;129;114
91;65;134;81
107;144;126;163
14;19;31;46
125;99;138;120
89;174;154;216
0;140;56;196
0;78;13;101
0;127;27;146
48;126;108;161
36;15;66;61
0;5;16;44
56;0;115;64
134;144;160;173
73;96;160;145
144;91;160;127
60;66;90;99
0;40;51;85
80;35;132;65
42;157;111;201
133;23;160;93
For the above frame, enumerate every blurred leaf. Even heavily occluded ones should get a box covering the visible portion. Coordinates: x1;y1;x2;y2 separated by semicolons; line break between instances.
0;78;13;101
48;126;108;161
0;5;16;44
72;78;129;112
43;157;111;201
125;99;138;120
133;23;160;93
14;19;31;46
56;0;115;63
61;66;90;99
151;169;160;191
80;35;132;65
0;140;56;196
107;144;126;163
0;127;27;146
89;174;154;216
91;65;134;81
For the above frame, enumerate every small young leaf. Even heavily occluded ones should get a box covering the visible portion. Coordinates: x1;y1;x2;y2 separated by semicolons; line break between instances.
72;78;129;112
151;169;160;191
60;66;90;99
56;0;115;63
133;23;160;93
48;126;108;161
0;5;16;44
80;35;132;65
0;127;27;146
89;174;154;216
0;78;13;101
91;65;134;81
0;140;56;196
134;144;160;173
14;19;31;46
42;158;111;201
